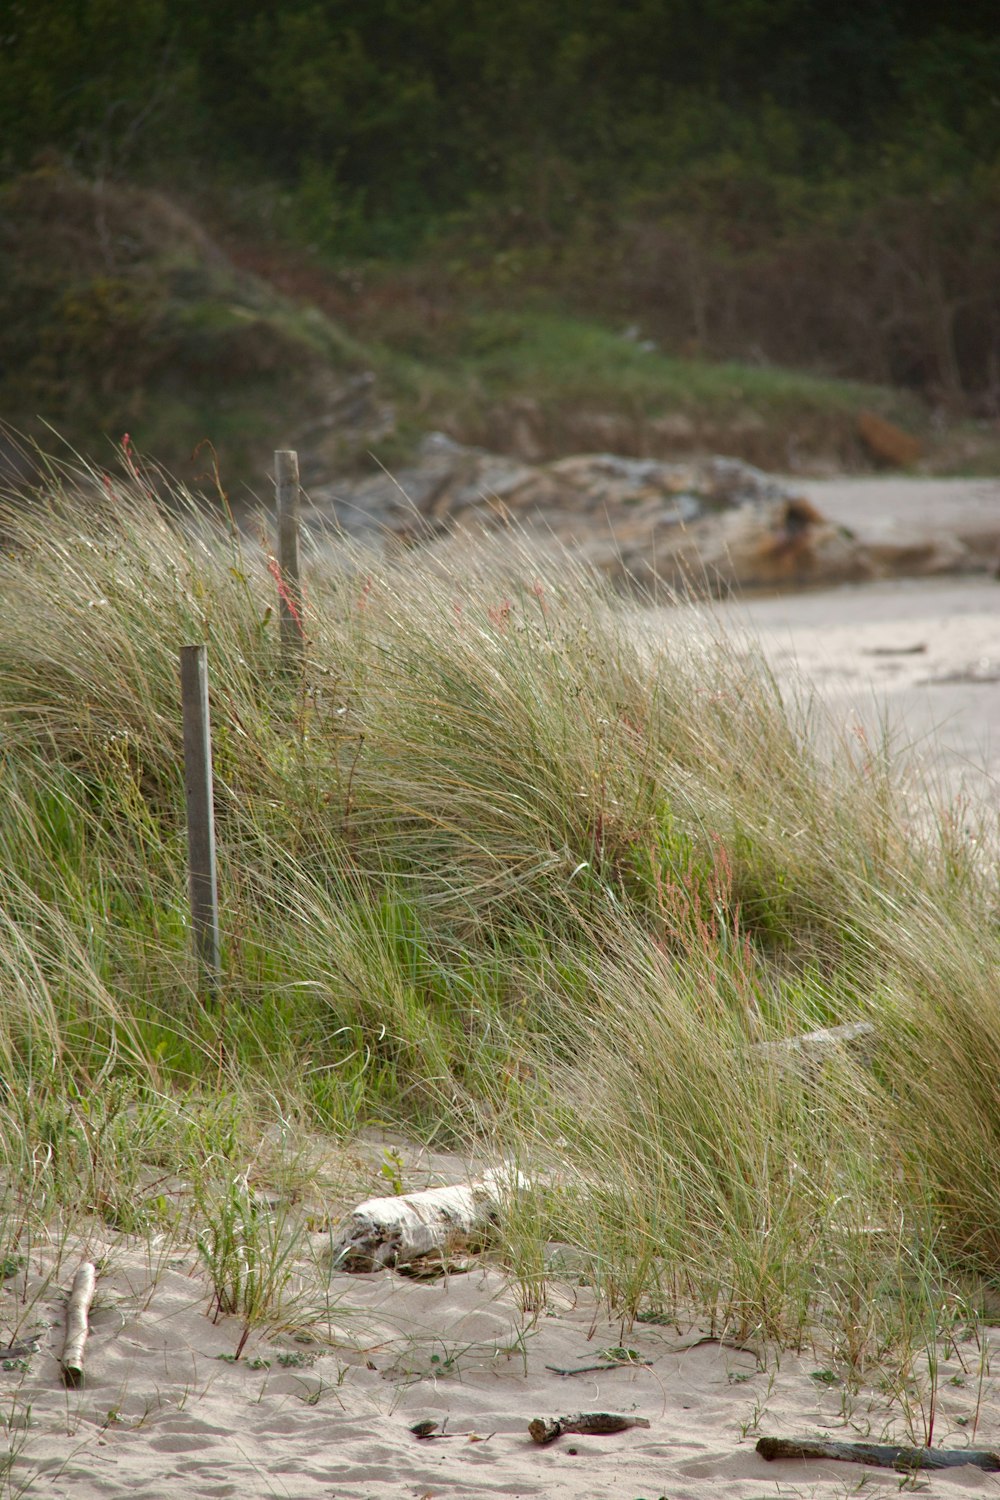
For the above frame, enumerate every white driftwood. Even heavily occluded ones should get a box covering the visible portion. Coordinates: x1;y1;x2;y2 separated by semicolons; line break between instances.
753;1020;876;1076
61;1261;97;1385
329;1167;525;1272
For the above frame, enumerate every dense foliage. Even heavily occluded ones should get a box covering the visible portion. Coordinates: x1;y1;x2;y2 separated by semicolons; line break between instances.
3;1;997;229
2;4;998;411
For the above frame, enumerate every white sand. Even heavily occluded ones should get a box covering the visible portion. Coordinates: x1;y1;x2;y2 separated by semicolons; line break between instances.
659;475;1000;808
8;1180;1000;1500
3;478;999;1497
701;575;1000;808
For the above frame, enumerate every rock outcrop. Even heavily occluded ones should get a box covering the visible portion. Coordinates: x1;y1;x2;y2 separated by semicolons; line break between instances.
304;435;969;595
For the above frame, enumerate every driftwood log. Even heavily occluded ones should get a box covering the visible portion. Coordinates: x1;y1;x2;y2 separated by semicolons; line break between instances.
61;1261;97;1386
753;1021;876;1077
757;1436;1000;1472
529;1412;651;1445
329;1166;526;1272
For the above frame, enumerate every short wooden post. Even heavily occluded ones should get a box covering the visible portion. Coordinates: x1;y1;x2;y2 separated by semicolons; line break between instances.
179;644;220;994
275;448;303;662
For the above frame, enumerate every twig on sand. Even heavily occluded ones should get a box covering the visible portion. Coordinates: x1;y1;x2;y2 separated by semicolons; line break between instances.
861;643;927;656
0;1339;39;1361
756;1436;1000;1472
545;1359;652;1376
410;1420;495;1442
661;1333;761;1358
529;1411;651;1445
61;1261;97;1387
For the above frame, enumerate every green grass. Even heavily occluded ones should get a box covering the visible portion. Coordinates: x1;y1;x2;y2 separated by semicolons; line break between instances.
0;451;998;1387
443;309;900;412
362;305;926;470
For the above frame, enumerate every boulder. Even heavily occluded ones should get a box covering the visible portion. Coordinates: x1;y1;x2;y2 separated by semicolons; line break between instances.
632;497;875;595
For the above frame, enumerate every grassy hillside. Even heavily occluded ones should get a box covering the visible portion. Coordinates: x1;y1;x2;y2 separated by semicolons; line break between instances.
3;2;997;451
372;307;926;468
2;168;961;497
0;169;373;489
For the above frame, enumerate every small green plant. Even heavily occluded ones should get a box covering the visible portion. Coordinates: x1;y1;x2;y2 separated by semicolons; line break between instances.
294;1375;339;1407
738;1369;777;1438
378;1149;406;1196
276;1351;314;1370
196;1172;304;1360
597;1345;641;1363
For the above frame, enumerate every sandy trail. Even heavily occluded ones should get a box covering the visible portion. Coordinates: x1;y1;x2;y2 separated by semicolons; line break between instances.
787;480;998;805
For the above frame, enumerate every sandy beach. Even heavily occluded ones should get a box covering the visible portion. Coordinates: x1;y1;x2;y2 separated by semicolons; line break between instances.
702;574;1000;807
9;1147;1000;1500
3;475;999;1499
670;475;1000;809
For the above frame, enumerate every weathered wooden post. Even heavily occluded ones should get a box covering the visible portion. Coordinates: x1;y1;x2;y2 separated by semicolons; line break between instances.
179;643;220;995
275;448;303;664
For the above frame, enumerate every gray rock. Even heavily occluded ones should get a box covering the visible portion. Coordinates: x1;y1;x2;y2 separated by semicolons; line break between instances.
299;436;970;594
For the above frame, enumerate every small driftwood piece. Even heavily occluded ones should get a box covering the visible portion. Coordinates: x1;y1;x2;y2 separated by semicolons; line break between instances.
61;1262;97;1386
753;1021;876;1077
529;1412;651;1445
545;1359;652;1376
409;1419;494;1443
0;1339;39;1361
756;1436;1000;1473
329;1166;526;1272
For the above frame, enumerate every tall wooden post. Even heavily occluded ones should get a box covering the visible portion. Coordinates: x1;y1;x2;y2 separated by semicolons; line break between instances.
179;643;220;995
275;448;302;664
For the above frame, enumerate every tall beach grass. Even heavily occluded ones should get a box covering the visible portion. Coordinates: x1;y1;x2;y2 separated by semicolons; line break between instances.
0;450;997;1378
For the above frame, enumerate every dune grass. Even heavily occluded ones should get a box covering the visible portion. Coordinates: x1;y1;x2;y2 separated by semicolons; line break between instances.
0;451;998;1393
